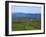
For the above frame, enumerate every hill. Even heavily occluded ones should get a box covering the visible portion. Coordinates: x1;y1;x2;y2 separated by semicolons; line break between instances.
12;13;41;19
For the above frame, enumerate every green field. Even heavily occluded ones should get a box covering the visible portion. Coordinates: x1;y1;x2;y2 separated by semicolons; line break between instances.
12;18;41;31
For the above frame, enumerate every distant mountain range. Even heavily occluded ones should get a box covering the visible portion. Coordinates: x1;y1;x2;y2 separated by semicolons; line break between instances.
12;13;41;19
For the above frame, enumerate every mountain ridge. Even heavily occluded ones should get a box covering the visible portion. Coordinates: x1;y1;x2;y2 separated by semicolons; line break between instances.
12;13;41;19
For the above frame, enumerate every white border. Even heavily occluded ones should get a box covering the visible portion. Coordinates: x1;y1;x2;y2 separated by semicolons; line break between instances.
9;3;44;35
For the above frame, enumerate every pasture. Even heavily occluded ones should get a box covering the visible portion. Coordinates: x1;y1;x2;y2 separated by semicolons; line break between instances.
12;18;41;31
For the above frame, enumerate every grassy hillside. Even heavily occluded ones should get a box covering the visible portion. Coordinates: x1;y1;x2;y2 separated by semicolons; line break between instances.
12;18;41;31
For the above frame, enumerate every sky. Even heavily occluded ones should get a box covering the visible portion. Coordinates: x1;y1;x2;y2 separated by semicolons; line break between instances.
11;5;41;14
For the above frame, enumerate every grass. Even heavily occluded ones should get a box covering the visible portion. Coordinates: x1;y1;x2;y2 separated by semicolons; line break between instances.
12;18;41;31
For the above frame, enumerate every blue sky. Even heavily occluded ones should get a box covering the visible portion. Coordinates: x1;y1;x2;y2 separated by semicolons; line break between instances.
11;5;41;14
